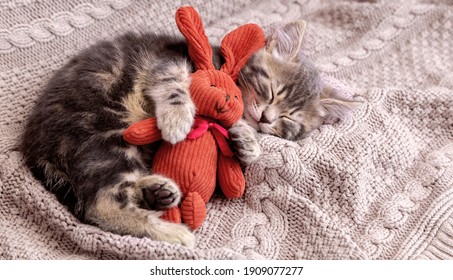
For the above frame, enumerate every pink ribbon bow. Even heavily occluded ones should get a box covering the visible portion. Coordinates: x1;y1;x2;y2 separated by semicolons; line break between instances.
186;116;234;157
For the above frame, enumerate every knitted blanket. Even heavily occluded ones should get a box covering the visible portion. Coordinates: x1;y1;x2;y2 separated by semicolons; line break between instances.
1;0;452;260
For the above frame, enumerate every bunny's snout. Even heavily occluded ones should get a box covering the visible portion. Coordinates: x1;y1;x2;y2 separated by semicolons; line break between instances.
225;93;240;102
215;92;240;114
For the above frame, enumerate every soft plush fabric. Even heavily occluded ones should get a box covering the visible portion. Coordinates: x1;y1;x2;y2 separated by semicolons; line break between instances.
1;0;452;259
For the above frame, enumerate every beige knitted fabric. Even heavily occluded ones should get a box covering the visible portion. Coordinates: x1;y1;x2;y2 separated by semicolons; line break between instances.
1;0;453;259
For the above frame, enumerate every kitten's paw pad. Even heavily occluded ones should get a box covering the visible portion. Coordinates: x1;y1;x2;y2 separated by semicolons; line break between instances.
158;102;195;144
229;126;262;164
139;176;181;210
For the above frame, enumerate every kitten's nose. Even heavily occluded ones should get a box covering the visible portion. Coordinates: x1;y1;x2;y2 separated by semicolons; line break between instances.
259;107;278;124
260;113;272;124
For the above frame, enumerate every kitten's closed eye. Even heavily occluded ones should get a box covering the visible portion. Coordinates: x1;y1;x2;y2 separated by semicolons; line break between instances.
239;20;360;140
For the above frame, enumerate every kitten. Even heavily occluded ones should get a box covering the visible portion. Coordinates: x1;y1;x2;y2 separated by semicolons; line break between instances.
232;20;360;164
21;33;198;246
20;21;357;247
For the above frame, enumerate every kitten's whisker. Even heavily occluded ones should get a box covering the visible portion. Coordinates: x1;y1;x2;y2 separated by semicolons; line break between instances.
239;71;252;94
251;98;259;111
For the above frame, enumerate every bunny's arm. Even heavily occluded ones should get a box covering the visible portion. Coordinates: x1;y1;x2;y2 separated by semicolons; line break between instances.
217;153;245;199
123;118;162;145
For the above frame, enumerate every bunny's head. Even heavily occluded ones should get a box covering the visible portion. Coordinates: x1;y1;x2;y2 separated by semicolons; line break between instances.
176;7;265;128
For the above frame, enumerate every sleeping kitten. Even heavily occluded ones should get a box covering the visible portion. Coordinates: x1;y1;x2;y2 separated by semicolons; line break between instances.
232;20;359;163
229;20;360;163
20;21;357;247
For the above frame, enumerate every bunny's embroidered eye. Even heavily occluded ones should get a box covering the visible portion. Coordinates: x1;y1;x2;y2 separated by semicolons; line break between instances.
234;96;238;100
210;84;215;87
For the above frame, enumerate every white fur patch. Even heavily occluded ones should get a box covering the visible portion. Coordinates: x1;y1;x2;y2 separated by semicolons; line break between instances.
122;170;142;182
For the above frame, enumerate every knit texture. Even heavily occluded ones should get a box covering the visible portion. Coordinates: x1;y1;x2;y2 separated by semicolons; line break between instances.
1;0;453;259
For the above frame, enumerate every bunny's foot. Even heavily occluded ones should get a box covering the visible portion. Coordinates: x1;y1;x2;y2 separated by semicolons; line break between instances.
181;192;206;230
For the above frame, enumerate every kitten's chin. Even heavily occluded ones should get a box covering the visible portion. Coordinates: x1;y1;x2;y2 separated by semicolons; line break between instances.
258;123;275;136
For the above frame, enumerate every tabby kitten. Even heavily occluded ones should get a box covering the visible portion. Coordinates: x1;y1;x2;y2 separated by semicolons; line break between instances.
21;33;198;246
232;20;360;164
20;21;357;247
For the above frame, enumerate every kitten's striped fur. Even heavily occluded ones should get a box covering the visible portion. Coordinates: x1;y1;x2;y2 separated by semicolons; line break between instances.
21;33;198;246
237;21;360;147
20;22;358;246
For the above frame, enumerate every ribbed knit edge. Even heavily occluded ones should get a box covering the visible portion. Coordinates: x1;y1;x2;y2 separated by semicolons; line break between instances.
394;188;453;259
415;215;453;259
424;217;453;259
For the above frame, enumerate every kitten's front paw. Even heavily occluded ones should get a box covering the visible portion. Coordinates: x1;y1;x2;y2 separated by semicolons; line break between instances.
229;125;261;164
157;102;195;144
138;175;181;210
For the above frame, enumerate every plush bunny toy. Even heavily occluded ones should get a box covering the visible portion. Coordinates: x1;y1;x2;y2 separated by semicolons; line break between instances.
123;6;265;230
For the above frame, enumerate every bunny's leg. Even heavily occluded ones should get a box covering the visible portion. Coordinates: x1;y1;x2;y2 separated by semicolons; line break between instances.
180;192;207;230
217;153;246;199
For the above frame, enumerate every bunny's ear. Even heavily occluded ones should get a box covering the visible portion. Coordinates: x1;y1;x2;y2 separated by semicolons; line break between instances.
176;6;215;71
220;24;266;81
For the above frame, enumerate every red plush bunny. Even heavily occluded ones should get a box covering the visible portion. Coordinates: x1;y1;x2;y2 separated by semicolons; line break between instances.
123;6;265;229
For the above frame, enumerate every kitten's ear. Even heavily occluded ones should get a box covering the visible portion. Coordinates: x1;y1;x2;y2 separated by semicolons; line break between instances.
320;86;361;119
267;20;306;61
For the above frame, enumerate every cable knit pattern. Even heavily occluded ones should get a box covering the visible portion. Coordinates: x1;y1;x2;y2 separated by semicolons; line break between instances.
0;1;132;53
1;0;453;259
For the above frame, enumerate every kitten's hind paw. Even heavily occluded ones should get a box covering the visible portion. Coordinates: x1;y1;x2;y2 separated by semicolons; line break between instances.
150;219;196;247
138;175;181;210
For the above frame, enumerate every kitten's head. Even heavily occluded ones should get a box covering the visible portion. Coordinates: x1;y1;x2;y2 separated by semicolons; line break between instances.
239;21;359;140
